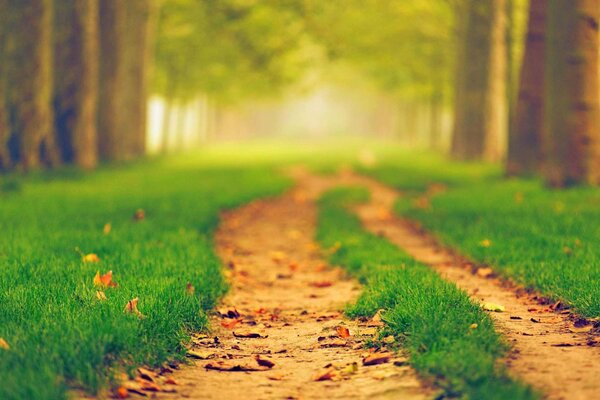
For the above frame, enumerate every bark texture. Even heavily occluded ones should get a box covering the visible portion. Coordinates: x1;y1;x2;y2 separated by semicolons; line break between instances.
98;0;126;161
6;0;59;170
0;0;10;169
54;0;99;169
507;0;547;176
544;0;600;186
451;0;507;161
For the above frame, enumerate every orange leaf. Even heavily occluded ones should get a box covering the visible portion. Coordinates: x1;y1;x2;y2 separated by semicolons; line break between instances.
0;338;9;350
133;209;145;221
336;326;350;338
221;318;241;329
313;366;338;381
362;352;392;366
310;281;333;288
103;223;112;235
124;298;144;318
93;270;117;288
115;386;129;399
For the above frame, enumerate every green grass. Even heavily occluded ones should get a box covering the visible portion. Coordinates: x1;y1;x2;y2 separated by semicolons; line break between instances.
316;187;536;399
363;154;600;318
0;158;290;399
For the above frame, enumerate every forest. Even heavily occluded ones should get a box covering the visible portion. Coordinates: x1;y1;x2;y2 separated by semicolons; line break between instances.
1;1;600;400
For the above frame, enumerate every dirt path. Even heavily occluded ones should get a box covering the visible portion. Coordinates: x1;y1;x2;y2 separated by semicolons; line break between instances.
341;173;600;400
151;175;433;400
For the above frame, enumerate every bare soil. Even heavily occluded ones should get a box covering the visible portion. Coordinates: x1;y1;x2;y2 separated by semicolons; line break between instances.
147;171;433;400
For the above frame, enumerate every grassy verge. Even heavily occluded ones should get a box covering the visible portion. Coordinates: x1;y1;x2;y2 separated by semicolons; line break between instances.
362;154;600;318
316;187;536;399
0;159;289;399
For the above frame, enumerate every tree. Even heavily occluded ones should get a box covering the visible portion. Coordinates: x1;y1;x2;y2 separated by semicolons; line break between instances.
543;0;600;186
53;0;99;169
5;0;59;170
507;0;547;176
451;0;507;161
0;0;10;169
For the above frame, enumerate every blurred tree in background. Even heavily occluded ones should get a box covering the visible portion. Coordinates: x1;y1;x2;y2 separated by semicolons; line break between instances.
0;0;598;186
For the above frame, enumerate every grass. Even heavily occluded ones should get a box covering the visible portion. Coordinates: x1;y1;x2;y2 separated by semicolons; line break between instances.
0;157;290;399
316;187;536;399
362;153;600;318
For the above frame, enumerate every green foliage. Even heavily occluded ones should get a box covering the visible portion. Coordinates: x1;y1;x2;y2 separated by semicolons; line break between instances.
0;157;289;399
316;187;536;399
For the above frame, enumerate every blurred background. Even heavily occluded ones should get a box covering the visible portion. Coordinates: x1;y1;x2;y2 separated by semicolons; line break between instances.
1;0;598;186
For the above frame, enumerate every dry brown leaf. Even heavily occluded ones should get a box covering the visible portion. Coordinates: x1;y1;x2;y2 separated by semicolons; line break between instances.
137;367;157;382
135;377;160;392
124;298;144;318
218;307;241;319
0;338;9;350
319;339;347;348
233;329;266;338
163;377;177;385
476;267;493;278
186;282;195;295
95;291;107;301
93;270;117;288
313;366;338;381
187;350;215;360
361;327;378;336
336;326;350;338
221;318;242;329
363;353;392;366
310;281;333;288
133;209;145;221
383;335;395;344
254;355;275;368
205;360;270;372
267;374;285;381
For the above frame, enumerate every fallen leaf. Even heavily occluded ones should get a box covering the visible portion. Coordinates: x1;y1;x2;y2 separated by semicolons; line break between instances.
115;386;129;398
95;291;107;301
205;360;270;372
372;309;385;322
361;327;378;336
83;253;100;263
313;366;338;381
267;374;285;381
0;338;9;350
469;323;478;329
336;326;350;338
340;362;358;375
221;318;242;329
254;355;275;368
270;251;287;262
218;307;241;319
133;209;145;221
363;353;392;366
93;270;117;288
310;281;333;288
124;298;145;318
137;368;157;382
383;335;395;344
480;239;492;248
163;377;177;385
413;197;430;210
187;350;215;360
135;377;160;392
103;223;112;235
186;282;195;295
482;302;505;312
233;329;267;338
476;267;493;278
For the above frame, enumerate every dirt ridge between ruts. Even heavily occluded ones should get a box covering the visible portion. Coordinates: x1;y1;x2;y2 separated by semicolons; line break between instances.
146;172;433;400
333;171;600;400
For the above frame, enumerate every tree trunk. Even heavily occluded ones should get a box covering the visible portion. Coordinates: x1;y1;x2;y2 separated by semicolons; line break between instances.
6;0;59;170
0;0;11;170
451;0;508;161
543;0;600;186
98;0;126;161
122;0;153;158
54;0;99;169
506;0;547;176
161;97;173;153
